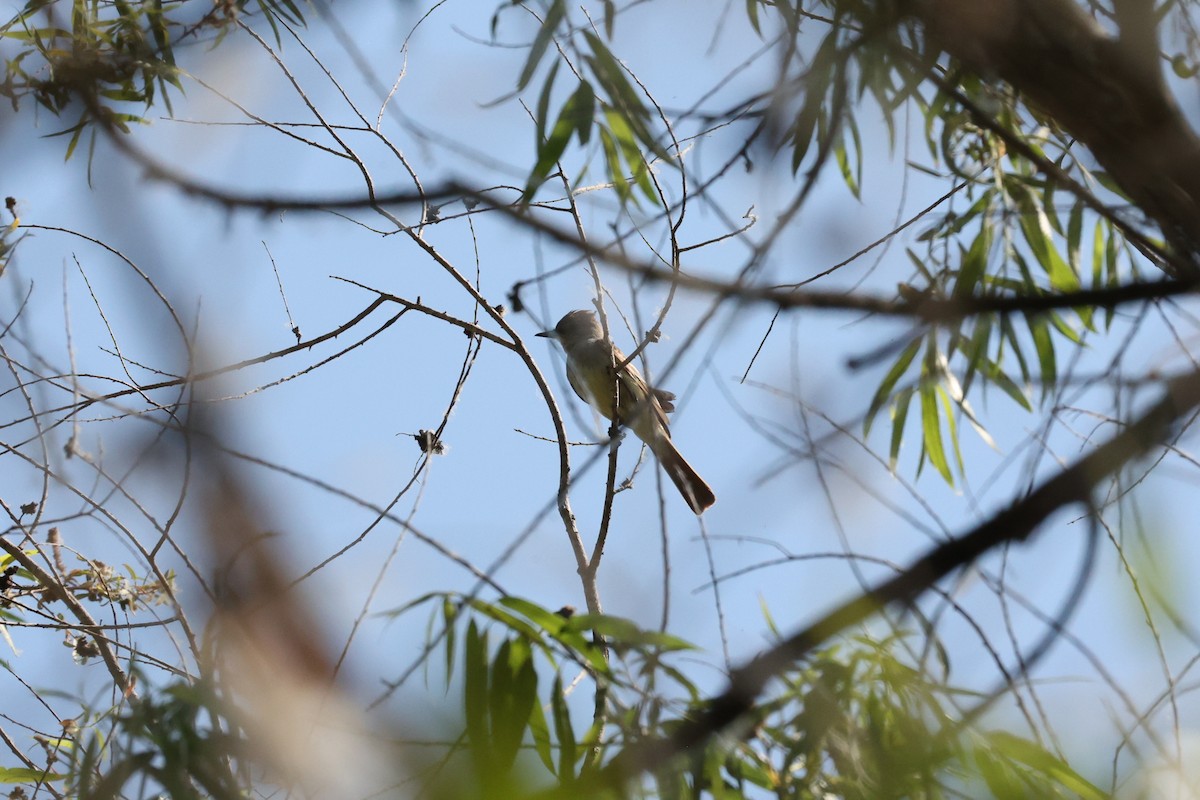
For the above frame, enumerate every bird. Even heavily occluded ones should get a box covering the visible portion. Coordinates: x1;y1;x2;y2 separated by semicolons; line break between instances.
537;309;715;514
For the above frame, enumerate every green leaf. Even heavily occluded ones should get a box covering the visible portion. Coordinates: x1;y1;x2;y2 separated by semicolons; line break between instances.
1019;200;1079;292
1066;201;1083;278
999;314;1032;390
496;597;591;659
489;638;537;771
1105;226;1122;328
1091;216;1105;289
631;153;659;205
954;223;992;299
835;115;862;198
462;596;545;645
1092;170;1133;201
534;60;560;151
598;124;631;202
570;80;595;146
939;384;965;476
791;33;839;173
603;106;656;205
377;589;444;619
1027;315;1057;399
463;621;491;767
551;674;577;781
583;31;669;161
982;359;1032;411
0;767;67;783
528;693;554;774
959;313;992;394
745;0;761;35
889;387;914;472
985;732;1108;800
517;0;565;90
920;363;954;485
500;596;567;632
975;742;1022;798
864;337;921;435
263;0;305;26
1048;310;1083;344
722;741;775;789
443;596;457;690
522;80;594;202
567;613;696;651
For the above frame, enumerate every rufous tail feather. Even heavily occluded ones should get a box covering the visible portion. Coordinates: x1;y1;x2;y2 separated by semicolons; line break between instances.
653;437;715;514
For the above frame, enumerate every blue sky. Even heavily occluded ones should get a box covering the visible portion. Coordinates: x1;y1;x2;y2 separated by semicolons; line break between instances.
2;0;1199;791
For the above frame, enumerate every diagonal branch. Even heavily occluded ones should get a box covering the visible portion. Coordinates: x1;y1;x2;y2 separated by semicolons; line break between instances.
473;201;1200;320
914;0;1200;266
604;364;1200;784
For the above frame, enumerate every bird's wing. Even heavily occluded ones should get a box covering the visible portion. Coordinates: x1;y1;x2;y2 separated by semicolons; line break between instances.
613;347;671;439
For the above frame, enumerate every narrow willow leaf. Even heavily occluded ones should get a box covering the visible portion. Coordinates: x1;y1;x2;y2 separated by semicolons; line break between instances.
864;337;921;435
836;115;862;198
889;387;913;472
975;745;1028;799
938;352;996;450
463;596;544;644
954;223;992;298
490;639;537;771
267;0;305;24
257;0;286;44
1019;202;1079;292
986;732;1108;800
528;696;554;773
920;373;954;485
745;0;761;35
1091;217;1106;288
1027;315;1057;399
463;622;491;769
999;314;1032;390
534;60;560;150
598;124;631;202
1040;174;1062;235
0;767;67;783
499;596;565;632
568;613;696;651
1067;201;1083;277
791;35;838;172
631;155;659;206
489;640;515;752
939;385;966;475
551;675;577;780
522;81;594;202
518;0;565;90
583;32;669;160
443;597;457;690
571;80;596;145
959;313;992;395
983;359;1033;411
1105;228;1122;327
1048;310;1083;344
605;107;652;205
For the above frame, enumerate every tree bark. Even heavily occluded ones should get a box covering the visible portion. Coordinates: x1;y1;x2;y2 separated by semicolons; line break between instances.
913;0;1200;270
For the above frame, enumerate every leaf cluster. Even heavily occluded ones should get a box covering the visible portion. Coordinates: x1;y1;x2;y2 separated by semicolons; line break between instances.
67;678;247;800
510;0;672;206
0;0;305;159
385;594;1108;799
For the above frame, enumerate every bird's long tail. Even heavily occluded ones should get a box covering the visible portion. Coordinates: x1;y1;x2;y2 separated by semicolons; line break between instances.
652;436;716;514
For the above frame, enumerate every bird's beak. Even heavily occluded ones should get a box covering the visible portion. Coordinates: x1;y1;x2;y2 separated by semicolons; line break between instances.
535;329;555;339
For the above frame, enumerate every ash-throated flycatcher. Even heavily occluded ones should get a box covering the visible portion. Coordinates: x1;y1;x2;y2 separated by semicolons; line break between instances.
537;310;716;514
